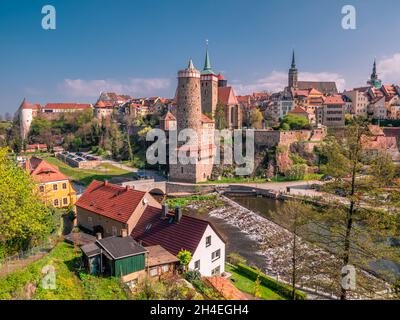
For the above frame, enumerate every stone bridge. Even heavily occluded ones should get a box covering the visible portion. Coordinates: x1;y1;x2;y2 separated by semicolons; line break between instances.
121;179;167;195
119;179;216;196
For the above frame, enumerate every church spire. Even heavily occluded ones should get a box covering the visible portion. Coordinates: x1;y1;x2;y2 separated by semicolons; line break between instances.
371;59;377;80
202;40;215;75
291;50;296;69
368;58;382;89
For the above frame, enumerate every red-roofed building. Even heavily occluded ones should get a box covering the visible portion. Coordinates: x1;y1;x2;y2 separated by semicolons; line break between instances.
24;157;76;208
316;95;345;127
76;180;161;235
76;180;226;276
218;86;242;129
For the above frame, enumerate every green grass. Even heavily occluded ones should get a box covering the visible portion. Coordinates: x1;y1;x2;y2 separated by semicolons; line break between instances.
271;173;323;183
0;242;128;300
43;156;133;186
225;264;285;300
166;194;223;209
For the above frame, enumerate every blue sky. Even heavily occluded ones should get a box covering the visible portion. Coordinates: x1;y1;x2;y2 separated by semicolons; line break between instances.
1;0;400;114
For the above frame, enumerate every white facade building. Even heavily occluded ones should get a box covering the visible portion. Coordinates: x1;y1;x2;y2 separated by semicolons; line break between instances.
188;224;226;276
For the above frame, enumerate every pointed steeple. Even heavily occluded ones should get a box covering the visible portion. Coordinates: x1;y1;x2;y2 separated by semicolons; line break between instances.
371;59;377;80
291;50;296;68
187;58;195;70
201;40;215;75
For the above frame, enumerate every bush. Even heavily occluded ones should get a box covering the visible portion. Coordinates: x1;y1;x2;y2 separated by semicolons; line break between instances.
184;270;201;282
284;164;307;180
227;253;247;265
236;263;306;300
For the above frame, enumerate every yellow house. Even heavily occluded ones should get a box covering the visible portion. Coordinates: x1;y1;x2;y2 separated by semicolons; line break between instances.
24;157;77;208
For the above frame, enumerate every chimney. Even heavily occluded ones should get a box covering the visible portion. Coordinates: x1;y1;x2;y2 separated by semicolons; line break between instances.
121;228;128;238
161;204;168;219
96;232;102;240
175;207;182;223
104;180;109;186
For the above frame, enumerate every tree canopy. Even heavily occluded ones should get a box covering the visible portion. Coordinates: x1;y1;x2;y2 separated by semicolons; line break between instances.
0;148;52;256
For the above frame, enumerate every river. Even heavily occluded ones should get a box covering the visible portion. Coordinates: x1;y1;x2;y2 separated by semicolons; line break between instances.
187;194;398;297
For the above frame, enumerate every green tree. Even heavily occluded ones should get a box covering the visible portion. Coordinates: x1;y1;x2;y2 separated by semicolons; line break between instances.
214;102;227;130
177;249;192;272
281;114;309;130
0;147;52;255
249;108;264;129
316;117;399;299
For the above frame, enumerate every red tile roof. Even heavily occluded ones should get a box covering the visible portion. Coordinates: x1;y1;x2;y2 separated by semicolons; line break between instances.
290;106;308;114
25;157;70;184
160;111;176;121
75;180;146;224
44;103;92;110
218;86;238;105
20;99;41;110
323;95;345;105
201;113;214;123
131;206;225;256
95;100;115;108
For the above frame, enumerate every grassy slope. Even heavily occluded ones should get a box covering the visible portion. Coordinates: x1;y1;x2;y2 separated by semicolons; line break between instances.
43;156;132;186
225;264;285;300
0;242;128;300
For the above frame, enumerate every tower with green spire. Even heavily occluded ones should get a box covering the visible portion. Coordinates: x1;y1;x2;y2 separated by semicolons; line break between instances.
368;59;382;89
288;50;298;89
200;41;219;116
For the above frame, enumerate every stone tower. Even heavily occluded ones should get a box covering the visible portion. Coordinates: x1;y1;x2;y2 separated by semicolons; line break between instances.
176;59;202;138
288;50;298;89
169;59;215;183
201;47;218;117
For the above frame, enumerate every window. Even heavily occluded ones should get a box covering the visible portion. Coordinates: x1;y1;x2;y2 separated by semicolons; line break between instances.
53;184;58;191
212;249;221;261
161;264;169;273
62;183;67;190
150;267;158;277
211;266;221;276
53;199;59;207
206;236;211;247
194;260;200;270
63;197;68;205
112;226;118;236
39;185;45;193
88;216;93;224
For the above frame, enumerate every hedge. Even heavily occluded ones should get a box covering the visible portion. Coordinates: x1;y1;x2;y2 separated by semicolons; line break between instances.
236;263;307;300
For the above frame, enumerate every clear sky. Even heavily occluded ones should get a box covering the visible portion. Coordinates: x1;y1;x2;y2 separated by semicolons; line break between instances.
1;0;400;114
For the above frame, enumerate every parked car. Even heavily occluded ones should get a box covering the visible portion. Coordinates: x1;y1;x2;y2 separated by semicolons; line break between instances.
320;174;333;182
76;152;84;157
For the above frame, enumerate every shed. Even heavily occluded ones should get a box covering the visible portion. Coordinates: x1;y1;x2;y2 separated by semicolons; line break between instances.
81;236;148;277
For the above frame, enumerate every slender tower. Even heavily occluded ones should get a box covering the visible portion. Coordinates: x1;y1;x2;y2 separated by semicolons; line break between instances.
368;59;382;89
288;50;298;89
169;59;203;183
176;59;202;137
201;41;219;117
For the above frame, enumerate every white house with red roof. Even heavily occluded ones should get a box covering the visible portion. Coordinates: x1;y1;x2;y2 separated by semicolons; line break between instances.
75;180;226;276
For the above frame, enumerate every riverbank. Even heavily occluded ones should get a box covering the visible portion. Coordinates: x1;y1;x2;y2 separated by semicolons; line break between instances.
185;193;391;299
